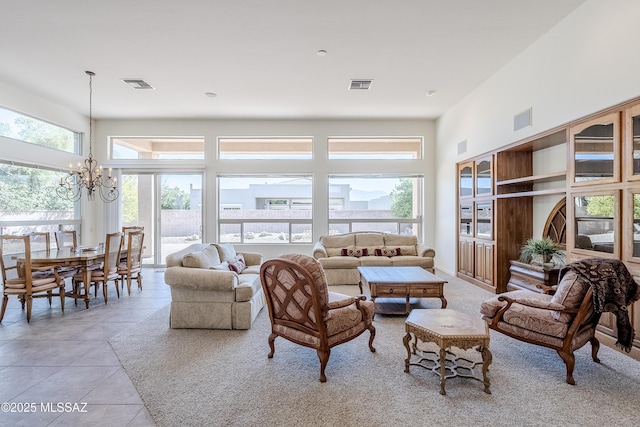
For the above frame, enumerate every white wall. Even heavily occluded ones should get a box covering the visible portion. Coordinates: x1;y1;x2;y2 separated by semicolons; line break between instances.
96;118;436;261
435;0;640;274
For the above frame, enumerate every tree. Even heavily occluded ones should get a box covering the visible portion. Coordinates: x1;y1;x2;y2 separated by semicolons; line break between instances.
390;178;413;218
161;182;190;210
0;164;72;212
121;175;139;223
584;195;614;217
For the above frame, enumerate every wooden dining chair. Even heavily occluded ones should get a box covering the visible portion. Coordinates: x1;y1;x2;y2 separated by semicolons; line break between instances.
122;226;144;238
0;235;65;323
73;232;123;304
29;232;51;252
117;230;144;295
54;230;77;250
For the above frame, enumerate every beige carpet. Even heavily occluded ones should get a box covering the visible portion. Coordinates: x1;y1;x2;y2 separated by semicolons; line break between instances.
110;273;640;427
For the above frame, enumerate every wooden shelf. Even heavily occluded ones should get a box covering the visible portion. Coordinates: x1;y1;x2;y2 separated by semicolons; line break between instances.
496;171;566;186
495;188;567;199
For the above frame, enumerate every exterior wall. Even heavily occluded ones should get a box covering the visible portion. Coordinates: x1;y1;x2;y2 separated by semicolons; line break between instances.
435;0;640;275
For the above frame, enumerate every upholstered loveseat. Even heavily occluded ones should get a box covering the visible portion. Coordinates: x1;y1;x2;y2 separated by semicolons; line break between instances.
164;243;265;329
312;232;435;286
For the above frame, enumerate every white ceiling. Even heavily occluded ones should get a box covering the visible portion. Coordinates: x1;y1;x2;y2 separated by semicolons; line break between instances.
0;0;585;120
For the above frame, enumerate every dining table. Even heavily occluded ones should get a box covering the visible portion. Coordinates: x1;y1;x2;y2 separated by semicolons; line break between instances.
15;246;124;309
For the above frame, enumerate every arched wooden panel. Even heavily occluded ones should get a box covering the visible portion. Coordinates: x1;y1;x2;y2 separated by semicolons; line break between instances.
543;198;567;248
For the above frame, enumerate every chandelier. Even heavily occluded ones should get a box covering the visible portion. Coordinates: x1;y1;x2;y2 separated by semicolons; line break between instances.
57;71;119;203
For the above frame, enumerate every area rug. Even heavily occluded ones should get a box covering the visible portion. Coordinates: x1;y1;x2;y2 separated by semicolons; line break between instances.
110;274;640;427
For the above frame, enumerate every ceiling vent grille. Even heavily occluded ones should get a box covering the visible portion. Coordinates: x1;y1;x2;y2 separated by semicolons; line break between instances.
121;79;155;90
349;79;373;90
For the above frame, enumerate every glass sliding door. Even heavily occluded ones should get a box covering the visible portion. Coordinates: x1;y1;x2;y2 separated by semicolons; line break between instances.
121;172;203;266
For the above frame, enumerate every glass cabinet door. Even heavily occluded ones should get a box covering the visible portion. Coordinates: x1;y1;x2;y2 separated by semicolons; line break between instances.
459;163;473;197
475;157;493;196
475;201;493;239
570;112;620;186
573;193;617;255
625;103;640;180
459;203;473;236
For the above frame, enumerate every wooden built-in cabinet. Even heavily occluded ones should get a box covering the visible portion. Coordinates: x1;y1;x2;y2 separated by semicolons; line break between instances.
457;96;640;360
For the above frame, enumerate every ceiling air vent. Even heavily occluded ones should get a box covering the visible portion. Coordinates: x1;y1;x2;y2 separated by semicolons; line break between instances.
349;79;373;90
121;79;155;90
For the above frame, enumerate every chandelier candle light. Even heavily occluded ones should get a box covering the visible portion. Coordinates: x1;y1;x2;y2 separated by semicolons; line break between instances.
57;71;119;203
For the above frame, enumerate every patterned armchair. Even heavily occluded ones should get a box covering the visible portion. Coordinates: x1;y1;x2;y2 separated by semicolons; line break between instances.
260;253;376;382
480;258;639;385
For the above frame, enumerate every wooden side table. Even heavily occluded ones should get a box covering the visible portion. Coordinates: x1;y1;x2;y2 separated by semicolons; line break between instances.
403;309;492;395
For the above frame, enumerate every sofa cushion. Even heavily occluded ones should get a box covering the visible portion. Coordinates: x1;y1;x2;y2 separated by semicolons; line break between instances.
359;256;392;266
320;234;355;249
354;233;385;248
235;274;261;302
550;270;588;322
391;256;433;268
210;261;230;271
480;290;569;337
318;256;360;269
383;234;417;246
182;245;221;269
214;243;237;263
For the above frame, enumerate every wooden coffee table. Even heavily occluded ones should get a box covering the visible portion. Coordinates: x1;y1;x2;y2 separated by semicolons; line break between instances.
358;266;447;314
403;309;492;395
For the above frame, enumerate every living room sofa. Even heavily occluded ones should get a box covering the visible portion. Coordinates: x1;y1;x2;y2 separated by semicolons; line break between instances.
164;243;265;329
312;232;436;286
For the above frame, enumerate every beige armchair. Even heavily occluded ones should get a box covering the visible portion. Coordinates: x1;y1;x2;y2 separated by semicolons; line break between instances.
480;258;639;385
260;253;376;382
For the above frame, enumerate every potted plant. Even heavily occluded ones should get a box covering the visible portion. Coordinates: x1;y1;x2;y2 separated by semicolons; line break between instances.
519;236;566;266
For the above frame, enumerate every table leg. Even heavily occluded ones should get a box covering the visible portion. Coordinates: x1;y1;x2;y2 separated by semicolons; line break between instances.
83;265;91;309
440;296;448;309
480;345;492;394
403;332;412;373
405;295;411;314
439;347;447;395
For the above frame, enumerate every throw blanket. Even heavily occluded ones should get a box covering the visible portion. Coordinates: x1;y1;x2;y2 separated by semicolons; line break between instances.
559;258;640;352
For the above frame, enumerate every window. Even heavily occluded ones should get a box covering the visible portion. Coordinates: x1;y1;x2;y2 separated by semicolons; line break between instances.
218;175;312;243
111;137;205;159
0;161;78;237
219;137;312;159
0;106;79;153
328;137;422;159
328;174;423;237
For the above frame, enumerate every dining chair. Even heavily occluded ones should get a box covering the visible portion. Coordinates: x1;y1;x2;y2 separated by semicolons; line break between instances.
122;226;144;238
28;232;51;252
117;230;144;295
0;234;65;323
73;232;123;304
54;230;77;250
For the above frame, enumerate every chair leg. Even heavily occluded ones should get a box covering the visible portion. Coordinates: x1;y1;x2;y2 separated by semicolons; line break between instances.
26;295;33;323
137;272;143;291
115;279;120;298
558;349;576;385
102;281;108;304
317;348;330;383
368;324;377;353
267;333;276;358
59;284;65;312
126;275;132;295
0;295;8;322
590;336;601;363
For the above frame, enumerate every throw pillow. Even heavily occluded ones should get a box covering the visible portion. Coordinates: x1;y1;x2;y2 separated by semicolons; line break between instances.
229;254;246;273
374;247;401;257
182;251;211;269
340;247;368;257
215;243;237;263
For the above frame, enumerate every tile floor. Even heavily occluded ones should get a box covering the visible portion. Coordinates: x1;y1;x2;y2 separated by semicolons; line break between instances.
0;268;169;426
